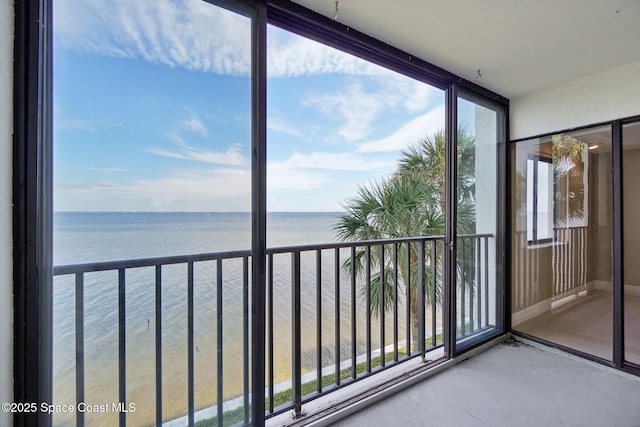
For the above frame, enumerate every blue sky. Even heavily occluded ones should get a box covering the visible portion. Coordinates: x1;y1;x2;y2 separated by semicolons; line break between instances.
53;0;456;212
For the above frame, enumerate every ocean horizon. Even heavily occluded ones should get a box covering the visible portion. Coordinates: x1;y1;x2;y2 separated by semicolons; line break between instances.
52;211;406;426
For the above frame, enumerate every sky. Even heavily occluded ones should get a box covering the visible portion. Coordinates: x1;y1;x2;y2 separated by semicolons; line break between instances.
52;0;475;212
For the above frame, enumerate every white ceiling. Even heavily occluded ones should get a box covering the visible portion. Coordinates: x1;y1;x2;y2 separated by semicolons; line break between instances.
291;0;640;100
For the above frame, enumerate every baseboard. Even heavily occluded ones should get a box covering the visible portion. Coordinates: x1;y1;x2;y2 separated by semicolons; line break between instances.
512;298;552;326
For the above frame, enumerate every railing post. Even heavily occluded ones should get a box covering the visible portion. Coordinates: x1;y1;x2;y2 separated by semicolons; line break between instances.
243;256;250;426
405;242;411;355
350;247;357;379
216;259;223;427
418;241;425;361
476;237;482;329
334;248;341;385
484;236;489;326
393;243;399;361
316;250;322;393
118;268;126;427
431;240;437;348
155;265;162;427
267;254;274;414
187;262;195;427
379;244;385;368
292;251;303;418
75;273;84;427
365;245;371;373
460;238;466;337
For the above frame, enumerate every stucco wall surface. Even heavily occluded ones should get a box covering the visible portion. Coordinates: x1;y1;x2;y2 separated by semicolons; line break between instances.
511;60;640;140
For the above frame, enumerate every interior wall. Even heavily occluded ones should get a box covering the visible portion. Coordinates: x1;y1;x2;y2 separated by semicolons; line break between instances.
0;0;13;424
511;61;640;140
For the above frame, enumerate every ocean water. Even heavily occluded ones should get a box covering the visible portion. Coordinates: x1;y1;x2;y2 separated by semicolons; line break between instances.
52;212;410;426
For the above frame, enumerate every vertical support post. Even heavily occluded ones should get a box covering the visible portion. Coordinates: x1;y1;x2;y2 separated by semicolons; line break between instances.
216;259;223;427
316;250;322;393
476;237;482;329
418;241;425;360
188;262;195;427
350;247;356;379
431;240;437;347
461;238;466;336
291;251;302;418
75;273;85;427
243;256;250;425
334;248;341;385
393;243;399;361
365;246;371;373
118;268;126;427
268;254;274;414
405;242;411;355
444;85;458;358
155;265;162;426
612;120;624;368
251;3;268;426
485;236;489;326
379;244;385;368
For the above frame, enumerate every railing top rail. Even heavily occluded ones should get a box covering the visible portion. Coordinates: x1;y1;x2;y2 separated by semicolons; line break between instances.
53;233;494;276
266;234;446;254
53;249;252;275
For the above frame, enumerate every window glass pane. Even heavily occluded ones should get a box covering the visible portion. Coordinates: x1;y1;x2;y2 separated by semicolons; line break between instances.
512;126;612;361
53;1;252;424
623;121;640;365
526;159;534;241
266;23;447;402
456;95;501;347
537;160;553;241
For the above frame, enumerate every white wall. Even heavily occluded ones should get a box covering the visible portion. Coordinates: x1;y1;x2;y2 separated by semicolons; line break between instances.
0;0;13;425
511;60;640;140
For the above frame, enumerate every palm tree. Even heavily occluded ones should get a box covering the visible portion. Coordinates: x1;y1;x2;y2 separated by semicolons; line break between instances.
334;129;477;337
552;134;586;225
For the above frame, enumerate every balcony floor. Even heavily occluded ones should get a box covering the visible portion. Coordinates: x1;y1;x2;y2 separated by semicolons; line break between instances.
327;339;640;426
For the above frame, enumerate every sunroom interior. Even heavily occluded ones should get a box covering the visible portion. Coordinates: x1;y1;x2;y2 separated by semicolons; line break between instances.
3;0;640;426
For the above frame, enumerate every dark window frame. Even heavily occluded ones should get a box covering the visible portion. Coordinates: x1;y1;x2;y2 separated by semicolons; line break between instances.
527;154;556;245
13;1;509;425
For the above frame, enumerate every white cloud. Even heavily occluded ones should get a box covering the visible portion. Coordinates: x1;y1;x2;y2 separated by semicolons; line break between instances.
148;142;248;166
54;0;384;78
267;27;383;77
267;165;328;191
273;151;393;172
55;168;252;211
267;116;303;137
356;105;445;153
303;82;384;142
181;118;208;137
55;0;252;75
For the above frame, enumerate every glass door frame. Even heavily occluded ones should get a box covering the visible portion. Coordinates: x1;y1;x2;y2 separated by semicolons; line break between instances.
509;114;640;376
446;86;508;358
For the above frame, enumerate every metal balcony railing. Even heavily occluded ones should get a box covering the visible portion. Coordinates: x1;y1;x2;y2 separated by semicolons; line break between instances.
52;233;493;426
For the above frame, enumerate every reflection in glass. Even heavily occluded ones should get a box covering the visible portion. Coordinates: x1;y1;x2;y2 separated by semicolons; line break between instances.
512;126;612;360
456;96;500;346
623;121;640;365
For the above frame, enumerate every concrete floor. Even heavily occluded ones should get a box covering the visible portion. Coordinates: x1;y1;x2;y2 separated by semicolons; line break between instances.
329;340;640;427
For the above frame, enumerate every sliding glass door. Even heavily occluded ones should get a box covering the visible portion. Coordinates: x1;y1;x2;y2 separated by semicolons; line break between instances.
623;121;640;365
512;126;614;361
454;92;505;351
